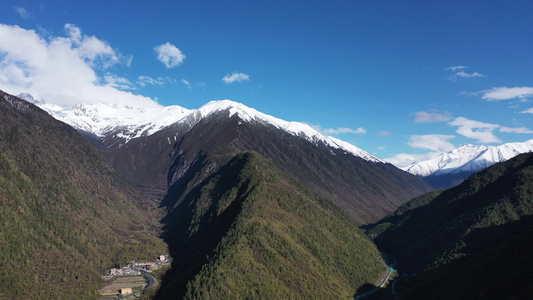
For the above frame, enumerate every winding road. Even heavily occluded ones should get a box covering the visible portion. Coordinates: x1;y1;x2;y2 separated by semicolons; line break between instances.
116;271;158;300
355;253;396;299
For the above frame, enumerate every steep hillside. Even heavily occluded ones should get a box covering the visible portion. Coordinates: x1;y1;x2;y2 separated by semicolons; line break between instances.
156;151;387;299
106;110;431;225
366;152;533;299
0;91;166;299
32;97;431;224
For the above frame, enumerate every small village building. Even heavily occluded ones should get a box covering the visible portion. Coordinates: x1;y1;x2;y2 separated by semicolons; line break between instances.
120;288;133;296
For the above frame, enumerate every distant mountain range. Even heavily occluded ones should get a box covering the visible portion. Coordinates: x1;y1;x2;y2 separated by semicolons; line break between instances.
401;140;533;189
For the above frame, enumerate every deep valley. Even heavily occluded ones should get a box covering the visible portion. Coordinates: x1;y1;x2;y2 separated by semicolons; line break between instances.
2;90;533;299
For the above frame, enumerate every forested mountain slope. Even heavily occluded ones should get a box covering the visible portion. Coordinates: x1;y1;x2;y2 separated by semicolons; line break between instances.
0;91;166;299
105;110;431;225
156;151;387;299
366;152;533;299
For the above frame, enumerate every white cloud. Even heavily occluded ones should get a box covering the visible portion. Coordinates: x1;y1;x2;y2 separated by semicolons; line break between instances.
222;72;250;84
445;66;483;80
499;126;533;134
321;127;366;135
384;152;442;168
181;79;192;90
197;82;207;89
104;74;135;90
408;134;456;152
307;123;366;136
445;66;466;71
481;86;533;101
14;7;31;19
0;23;159;109
137;75;165;87
414;111;451;123
455;71;483;78
521;107;533;114
449;117;501;143
154;42;185;68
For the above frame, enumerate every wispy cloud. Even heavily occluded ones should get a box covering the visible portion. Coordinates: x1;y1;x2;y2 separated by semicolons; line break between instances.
0;23;158;108
481;86;533;101
181;79;192;90
14;7;31;19
445;66;483;80
521;107;533;114
197;82;207;89
449;117;501;143
321;127;366;135
154;42;185;68
104;74;135;90
499;126;533;134
414;111;451;123
455;71;483;78
445;66;466;71
137;75;165;87
307;123;366;136
222;72;250;84
408;134;455;152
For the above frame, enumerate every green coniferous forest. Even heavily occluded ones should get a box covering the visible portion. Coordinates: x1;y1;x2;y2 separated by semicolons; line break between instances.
366;152;533;299
156;152;387;299
0;92;167;299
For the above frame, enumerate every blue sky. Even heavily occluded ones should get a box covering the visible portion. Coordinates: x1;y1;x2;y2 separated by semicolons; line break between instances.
1;0;533;166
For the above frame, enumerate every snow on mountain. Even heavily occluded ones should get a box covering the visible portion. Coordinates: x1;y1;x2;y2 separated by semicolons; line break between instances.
31;99;191;142
195;100;383;163
403;140;533;177
25;95;382;163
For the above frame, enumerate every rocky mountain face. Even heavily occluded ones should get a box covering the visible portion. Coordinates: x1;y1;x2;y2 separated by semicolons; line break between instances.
402;141;533;189
104;109;431;225
33;97;431;225
366;152;533;299
0;91;166;299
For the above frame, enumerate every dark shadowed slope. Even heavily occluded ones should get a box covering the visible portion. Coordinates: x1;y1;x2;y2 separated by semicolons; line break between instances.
0;91;166;299
366;152;533;299
105;110;431;225
156;151;387;299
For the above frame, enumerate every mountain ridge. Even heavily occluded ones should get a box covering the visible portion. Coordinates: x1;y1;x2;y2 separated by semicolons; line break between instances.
105;109;431;225
400;140;533;189
25;94;383;163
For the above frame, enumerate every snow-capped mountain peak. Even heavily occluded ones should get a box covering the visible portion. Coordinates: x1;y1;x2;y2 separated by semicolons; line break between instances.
24;94;381;163
193;100;383;163
32;98;191;141
403;140;533;177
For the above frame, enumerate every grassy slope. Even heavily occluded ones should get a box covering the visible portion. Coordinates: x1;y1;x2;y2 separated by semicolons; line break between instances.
157;151;386;299
0;92;167;299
